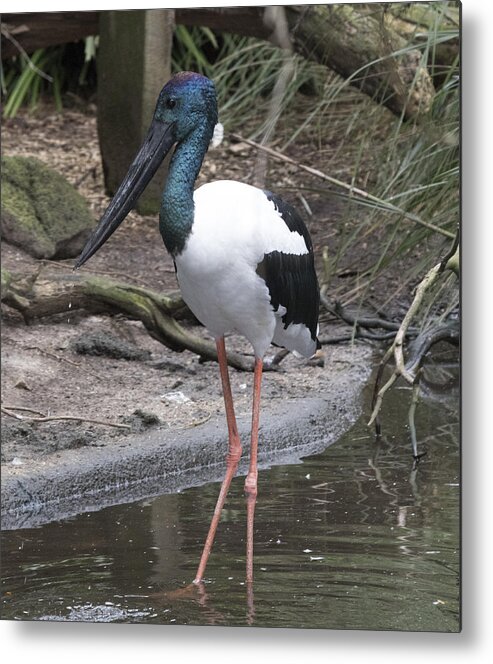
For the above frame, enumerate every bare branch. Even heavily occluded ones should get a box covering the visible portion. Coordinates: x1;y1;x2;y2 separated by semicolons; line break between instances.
367;242;459;430
232;133;454;239
1;406;131;429
1;24;53;81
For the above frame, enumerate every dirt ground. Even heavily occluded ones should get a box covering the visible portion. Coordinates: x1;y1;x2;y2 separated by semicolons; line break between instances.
1;103;379;469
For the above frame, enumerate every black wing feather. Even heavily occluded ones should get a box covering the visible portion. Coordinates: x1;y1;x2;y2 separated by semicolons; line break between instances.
259;191;320;346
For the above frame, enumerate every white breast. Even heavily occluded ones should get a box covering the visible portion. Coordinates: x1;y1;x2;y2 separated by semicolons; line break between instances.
174;180;311;358
191;180;308;261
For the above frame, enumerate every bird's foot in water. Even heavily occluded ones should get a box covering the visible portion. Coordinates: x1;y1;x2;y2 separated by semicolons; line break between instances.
159;580;207;602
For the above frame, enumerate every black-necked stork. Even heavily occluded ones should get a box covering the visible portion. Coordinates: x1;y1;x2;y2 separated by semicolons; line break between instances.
75;72;320;585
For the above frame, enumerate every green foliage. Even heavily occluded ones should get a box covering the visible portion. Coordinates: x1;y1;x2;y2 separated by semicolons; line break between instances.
170;26;319;134
172;25;218;74
1;37;99;118
3;48;55;118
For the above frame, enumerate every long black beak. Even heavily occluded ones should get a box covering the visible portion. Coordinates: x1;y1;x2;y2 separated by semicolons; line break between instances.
74;118;175;269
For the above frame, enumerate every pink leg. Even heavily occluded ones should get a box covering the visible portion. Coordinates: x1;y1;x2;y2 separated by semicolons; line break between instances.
245;357;263;584
193;337;242;584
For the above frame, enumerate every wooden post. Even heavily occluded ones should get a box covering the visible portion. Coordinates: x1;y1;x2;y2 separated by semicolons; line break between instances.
97;9;174;215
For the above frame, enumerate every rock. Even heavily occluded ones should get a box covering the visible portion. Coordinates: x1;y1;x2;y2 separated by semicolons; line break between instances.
1;156;95;259
161;391;191;404
123;409;161;432
71;331;151;361
14;380;32;391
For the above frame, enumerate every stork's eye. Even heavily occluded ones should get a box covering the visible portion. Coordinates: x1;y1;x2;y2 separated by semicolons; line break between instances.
166;98;176;109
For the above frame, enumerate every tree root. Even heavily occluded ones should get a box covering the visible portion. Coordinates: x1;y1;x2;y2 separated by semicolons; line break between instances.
319;293;419;344
367;235;460;453
1;266;254;372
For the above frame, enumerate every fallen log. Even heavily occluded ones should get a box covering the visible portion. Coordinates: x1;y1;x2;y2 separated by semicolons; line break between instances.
183;4;436;119
385;2;460;82
1;267;254;371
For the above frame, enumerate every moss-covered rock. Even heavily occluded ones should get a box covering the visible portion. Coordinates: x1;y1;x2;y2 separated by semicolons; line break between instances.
1;156;95;259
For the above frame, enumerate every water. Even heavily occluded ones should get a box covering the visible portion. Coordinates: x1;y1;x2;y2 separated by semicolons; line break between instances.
1;375;459;631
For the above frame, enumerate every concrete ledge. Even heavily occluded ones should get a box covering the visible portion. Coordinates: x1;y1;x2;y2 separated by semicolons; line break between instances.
2;358;373;530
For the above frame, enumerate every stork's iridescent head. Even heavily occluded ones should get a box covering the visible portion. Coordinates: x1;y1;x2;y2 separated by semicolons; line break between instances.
154;71;218;143
75;72;218;268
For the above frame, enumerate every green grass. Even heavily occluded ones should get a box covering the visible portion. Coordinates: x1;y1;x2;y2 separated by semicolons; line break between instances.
1;37;98;118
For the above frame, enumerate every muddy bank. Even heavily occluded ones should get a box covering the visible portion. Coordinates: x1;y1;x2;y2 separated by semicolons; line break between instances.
2;344;373;530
